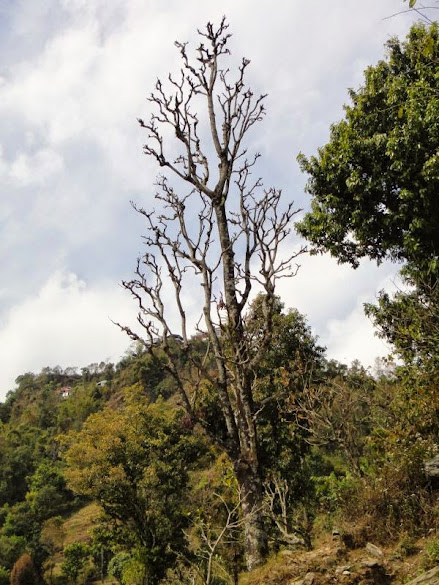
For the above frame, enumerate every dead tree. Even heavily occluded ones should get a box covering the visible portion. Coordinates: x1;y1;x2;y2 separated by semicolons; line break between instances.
118;18;304;570
388;0;439;24
264;474;311;550
184;489;250;585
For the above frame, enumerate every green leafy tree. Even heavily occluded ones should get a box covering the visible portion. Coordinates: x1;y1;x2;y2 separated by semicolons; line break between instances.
1;501;48;576
0;424;43;507
0;459;73;575
297;23;439;278
0;535;26;571
64;401;206;584
2;502;37;540
108;552;132;584
55;384;100;433
296;20;439;457
365;277;439;373
26;462;73;522
118;554;147;585
244;296;324;545
61;542;90;584
246;295;325;473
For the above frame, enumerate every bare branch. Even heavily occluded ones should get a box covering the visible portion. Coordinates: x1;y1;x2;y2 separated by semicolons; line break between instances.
263;474;310;548
123;18;307;569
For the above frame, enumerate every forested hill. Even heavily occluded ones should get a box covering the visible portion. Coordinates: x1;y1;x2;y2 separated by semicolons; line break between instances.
2;12;439;585
1;315;439;585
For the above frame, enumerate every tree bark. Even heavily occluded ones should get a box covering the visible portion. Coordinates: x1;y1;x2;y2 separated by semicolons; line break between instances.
235;462;268;571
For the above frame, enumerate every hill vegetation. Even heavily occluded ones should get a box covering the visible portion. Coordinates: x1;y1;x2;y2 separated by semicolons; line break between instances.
0;313;438;584
1;13;439;585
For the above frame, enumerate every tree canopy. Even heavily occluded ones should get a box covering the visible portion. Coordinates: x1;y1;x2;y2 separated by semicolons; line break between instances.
64;400;206;584
296;23;439;277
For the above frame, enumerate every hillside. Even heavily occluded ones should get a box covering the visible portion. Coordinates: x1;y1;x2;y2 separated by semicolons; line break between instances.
0;321;438;585
39;503;439;585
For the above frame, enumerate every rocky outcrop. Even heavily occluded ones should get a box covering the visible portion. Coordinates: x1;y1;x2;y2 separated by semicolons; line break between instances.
366;542;384;558
425;455;439;479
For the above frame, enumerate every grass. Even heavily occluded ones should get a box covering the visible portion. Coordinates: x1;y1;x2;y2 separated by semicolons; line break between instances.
44;502;101;581
63;502;101;546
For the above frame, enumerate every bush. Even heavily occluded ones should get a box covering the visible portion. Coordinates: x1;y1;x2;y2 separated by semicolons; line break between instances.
10;554;38;585
61;542;90;583
0;566;9;585
334;442;435;543
119;557;146;585
108;552;132;584
423;538;439;569
313;471;359;514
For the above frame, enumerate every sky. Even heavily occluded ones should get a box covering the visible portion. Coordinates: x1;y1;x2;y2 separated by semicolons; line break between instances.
0;0;419;400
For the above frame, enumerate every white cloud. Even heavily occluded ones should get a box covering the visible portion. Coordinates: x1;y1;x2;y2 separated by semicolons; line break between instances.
9;147;64;186
0;271;134;397
276;250;401;366
0;0;421;398
322;300;391;369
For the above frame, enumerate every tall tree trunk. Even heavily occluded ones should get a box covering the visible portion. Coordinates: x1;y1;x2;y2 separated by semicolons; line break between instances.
123;18;303;575
235;460;268;570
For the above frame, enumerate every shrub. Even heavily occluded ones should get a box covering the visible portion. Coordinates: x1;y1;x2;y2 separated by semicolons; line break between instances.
61;542;90;583
108;552;132;584
10;554;38;585
313;471;359;514
423;538;439;569
0;566;9;585
335;442;435;543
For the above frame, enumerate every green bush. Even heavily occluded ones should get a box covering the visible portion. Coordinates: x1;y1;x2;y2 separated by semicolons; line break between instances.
61;542;90;583
423;538;439;569
333;442;435;543
313;471;359;514
108;552;132;584
0;566;9;585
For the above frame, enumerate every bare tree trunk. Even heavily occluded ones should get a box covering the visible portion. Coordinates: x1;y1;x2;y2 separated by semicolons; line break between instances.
118;18;305;572
235;462;268;570
213;198;268;566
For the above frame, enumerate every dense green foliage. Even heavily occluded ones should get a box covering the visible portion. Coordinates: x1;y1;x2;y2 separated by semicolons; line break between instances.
61;542;90;583
64;399;207;584
0;305;437;583
296;22;439;544
297;23;439;277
